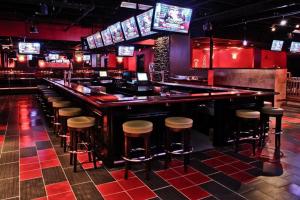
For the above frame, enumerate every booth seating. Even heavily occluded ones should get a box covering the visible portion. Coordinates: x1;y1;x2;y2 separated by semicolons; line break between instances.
122;120;153;180
52;101;72;134
235;110;261;155
67;116;97;172
164;117;193;172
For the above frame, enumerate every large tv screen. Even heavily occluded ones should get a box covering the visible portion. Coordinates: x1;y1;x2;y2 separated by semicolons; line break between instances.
101;29;114;46
290;42;300;53
18;42;40;54
109;22;125;43
271;40;284;51
152;3;193;33
121;17;140;40
136;9;156;37
93;32;104;48
118;46;135;57
86;35;96;49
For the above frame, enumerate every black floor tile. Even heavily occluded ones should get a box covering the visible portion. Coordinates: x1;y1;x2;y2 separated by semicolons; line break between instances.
86;168;114;185
224;151;256;163
20;178;46;200
42;166;66;185
72;182;103;200
189;159;218;175
36;141;52;150
155;186;188;200
247;167;263;177
135;170;169;190
2;136;19;152
58;154;71;168
20;147;37;158
0;162;19;179
192;152;211;160
0;151;19;164
54;145;68;156
0;177;19;199
209;172;242;191
64;167;90;185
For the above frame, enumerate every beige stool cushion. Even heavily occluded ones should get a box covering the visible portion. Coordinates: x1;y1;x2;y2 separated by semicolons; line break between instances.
52;101;71;108
59;108;82;117
67;116;95;129
263;101;272;108
261;107;284;116
165;117;193;129
123;120;153;135
236;110;260;119
48;97;64;103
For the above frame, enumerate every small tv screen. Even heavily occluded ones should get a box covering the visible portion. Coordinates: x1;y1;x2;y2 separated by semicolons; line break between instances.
83;55;90;61
118;46;135;57
271;40;284;51
290;42;300;53
121;17;140;40
109;22;125;43
99;71;108;77
86;35;96;49
136;9;156;37
152;3;193;33
93;32;104;48
48;53;59;60
101;29;114;46
18;42;40;54
137;73;148;81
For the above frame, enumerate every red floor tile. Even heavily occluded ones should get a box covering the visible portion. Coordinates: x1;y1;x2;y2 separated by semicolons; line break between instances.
110;169;135;180
38;149;58;161
104;192;131;200
202;158;225;167
20;156;39;165
173;166;197;175
216;165;240;175
218;155;238;163
168;159;183;168
126;186;156;200
180;186;210;200
46;181;72;196
156;168;181;180
230;161;253;171
20;162;40;173
40;159;61;169
230;171;256;183
77;153;90;163
118;177;145;190
20;169;42;181
184;172;210;184
168;176;194;190
97;181;124;196
204;150;224;158
81;161;103;170
48;191;76;200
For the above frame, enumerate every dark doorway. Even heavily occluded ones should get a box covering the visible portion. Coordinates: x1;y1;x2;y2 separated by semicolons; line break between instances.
137;54;145;72
287;54;300;77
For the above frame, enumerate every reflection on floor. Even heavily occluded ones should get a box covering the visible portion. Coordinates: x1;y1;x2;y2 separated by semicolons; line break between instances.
0;95;300;200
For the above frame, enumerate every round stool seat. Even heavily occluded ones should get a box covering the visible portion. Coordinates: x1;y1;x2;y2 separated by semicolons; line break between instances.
53;101;71;108
261;107;284;116
48;97;64;103
236;110;260;119
123;120;153;135
59;108;82;117
37;85;48;90
263;101;272;108
165;117;193;129
67;116;95;129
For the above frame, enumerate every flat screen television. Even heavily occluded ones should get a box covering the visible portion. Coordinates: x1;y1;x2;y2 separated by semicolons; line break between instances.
121;17;140;40
83;55;91;61
99;71;108;77
18;42;40;54
136;9;156;37
101;29;114;46
137;72;148;81
86;35;96;49
109;22;125;43
271;40;284;51
152;3;193;34
117;46;135;57
290;42;300;53
93;32;104;48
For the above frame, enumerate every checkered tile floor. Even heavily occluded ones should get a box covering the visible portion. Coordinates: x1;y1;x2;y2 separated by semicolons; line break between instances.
0;95;300;200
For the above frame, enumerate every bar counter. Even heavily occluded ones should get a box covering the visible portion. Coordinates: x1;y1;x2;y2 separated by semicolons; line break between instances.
43;78;275;166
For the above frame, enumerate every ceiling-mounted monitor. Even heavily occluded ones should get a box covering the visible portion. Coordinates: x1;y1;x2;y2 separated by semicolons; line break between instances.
136;9;156;37
152;3;193;34
101;29;114;46
93;32;104;48
86;35;96;49
121;17;140;40
117;46;135;57
18;42;40;54
290;42;300;53
271;40;284;51
109;22;125;43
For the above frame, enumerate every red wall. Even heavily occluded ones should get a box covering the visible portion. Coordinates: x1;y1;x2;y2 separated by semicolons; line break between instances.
261;50;287;68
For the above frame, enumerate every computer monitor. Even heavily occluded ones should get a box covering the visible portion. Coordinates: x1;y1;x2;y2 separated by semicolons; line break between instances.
122;71;132;81
137;73;148;82
99;71;108;78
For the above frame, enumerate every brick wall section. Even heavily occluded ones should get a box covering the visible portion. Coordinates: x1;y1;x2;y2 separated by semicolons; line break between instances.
153;36;170;81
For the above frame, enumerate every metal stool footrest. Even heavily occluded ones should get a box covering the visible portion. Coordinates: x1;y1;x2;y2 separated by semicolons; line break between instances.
122;155;153;163
168;142;193;155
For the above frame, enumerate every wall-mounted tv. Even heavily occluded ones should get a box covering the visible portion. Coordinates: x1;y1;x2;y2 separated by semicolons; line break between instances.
290;42;300;53
271;40;284;51
86;35;96;49
99;71;108;77
121;17;140;40
18;42;40;54
152;3;193;34
137;72;148;82
118;46;135;57
109;22;125;43
101;29;114;46
136;9;156;37
93;32;104;48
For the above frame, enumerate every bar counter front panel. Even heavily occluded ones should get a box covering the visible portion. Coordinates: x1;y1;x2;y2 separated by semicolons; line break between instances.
44;78;274;167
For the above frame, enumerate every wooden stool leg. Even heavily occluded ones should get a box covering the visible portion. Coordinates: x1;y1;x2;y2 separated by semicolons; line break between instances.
164;128;171;169
69;130;74;165
252;120;259;156
275;116;282;158
235;119;241;153
73;132;78;172
92;127;97;169
183;129;191;172
124;136;129;179
87;129;92;162
144;135;151;180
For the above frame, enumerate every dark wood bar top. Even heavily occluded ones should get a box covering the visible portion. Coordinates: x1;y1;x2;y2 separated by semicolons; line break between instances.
44;78;275;108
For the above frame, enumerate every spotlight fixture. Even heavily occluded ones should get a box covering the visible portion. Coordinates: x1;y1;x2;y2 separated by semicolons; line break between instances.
280;18;287;26
271;26;276;32
243;40;248;46
296;24;300;29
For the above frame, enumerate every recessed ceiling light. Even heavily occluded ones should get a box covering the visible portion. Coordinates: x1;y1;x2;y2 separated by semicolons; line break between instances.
280;19;287;26
296;24;300;28
243;40;248;46
271;26;276;32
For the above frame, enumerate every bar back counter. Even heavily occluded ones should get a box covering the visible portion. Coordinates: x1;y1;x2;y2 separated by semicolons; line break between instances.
43;78;274;167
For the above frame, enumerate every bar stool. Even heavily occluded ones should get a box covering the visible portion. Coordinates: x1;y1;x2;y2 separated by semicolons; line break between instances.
52;101;72;134
260;101;272;146
45;97;64;124
261;107;284;160
67;116;97;172
164;117;193;172
122;120;153;180
235;110;260;155
58;108;82;152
